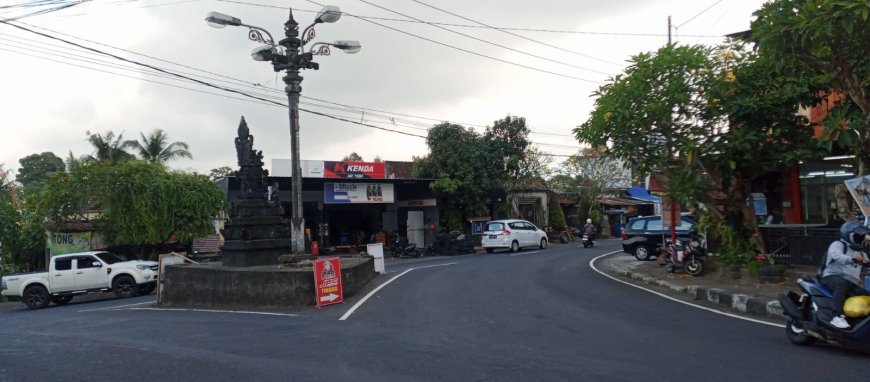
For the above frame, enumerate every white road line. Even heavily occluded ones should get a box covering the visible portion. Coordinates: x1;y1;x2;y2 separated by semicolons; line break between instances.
77;300;155;313
589;252;785;328
339;262;457;321
508;250;540;257
122;307;299;317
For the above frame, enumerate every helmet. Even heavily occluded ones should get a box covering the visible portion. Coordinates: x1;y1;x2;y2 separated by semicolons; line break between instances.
586;218;592;224
839;221;870;250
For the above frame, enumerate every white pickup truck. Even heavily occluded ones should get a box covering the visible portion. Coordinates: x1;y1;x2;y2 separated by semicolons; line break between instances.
1;251;158;309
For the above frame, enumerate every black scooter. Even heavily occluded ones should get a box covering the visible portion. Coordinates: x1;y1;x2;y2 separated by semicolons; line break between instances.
391;235;421;258
778;277;870;353
581;233;595;248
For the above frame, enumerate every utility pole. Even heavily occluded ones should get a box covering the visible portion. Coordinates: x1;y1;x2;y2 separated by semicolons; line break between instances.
667;16;672;44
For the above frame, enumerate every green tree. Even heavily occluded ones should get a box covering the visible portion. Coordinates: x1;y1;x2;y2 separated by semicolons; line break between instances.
342;152;363;162
752;0;870;174
575;42;817;254
35;161;226;257
127;129;193;164
547;195;566;232
85;130;135;164
208;166;235;181
554;148;631;217
17;152;64;194
413;123;493;222
484;115;531;191
65;150;91;173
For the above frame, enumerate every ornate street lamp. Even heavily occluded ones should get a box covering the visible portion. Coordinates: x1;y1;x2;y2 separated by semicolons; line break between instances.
206;7;360;255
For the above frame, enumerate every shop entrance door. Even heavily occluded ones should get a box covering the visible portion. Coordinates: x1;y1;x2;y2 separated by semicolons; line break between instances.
407;211;425;248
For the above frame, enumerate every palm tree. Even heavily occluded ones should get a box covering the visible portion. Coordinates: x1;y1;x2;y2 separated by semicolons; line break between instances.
127;129;193;164
85;130;135;164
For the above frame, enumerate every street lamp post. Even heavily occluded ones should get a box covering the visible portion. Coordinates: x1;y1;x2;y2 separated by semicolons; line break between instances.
206;7;360;255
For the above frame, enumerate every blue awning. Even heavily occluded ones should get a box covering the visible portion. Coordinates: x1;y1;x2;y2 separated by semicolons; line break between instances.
627;187;661;203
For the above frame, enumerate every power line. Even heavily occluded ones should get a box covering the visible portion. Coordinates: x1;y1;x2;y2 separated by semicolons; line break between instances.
358;0;612;76
410;0;622;67
676;0;723;29
0;20;578;153
306;0;602;83
216;0;724;38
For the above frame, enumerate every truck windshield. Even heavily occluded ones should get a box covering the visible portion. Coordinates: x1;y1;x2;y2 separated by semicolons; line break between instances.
96;252;127;264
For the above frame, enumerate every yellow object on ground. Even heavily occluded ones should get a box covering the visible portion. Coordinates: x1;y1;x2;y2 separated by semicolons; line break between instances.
843;295;870;318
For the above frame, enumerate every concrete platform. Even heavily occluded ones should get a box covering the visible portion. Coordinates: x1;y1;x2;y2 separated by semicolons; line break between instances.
160;255;376;309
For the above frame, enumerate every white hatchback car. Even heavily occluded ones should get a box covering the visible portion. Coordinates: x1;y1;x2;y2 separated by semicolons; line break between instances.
481;219;548;253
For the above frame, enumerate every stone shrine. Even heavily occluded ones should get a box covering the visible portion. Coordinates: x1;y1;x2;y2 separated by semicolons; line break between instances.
220;117;292;266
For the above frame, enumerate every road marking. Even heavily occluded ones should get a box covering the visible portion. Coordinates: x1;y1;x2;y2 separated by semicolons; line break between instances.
122;307;300;317
589;252;785;328
77;300;155;312
385;261;460;274
508;250;540;257
339;262;457;321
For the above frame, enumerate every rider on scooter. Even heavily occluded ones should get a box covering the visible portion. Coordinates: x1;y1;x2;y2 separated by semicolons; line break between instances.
821;221;870;329
582;219;596;241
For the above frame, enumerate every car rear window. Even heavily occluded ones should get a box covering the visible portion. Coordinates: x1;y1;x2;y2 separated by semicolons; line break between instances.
486;222;504;231
628;220;646;230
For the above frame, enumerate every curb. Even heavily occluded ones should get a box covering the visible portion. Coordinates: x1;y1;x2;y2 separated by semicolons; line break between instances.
612;268;785;320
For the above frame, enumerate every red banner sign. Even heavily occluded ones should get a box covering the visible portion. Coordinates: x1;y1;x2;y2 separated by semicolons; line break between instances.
314;257;344;307
324;161;385;179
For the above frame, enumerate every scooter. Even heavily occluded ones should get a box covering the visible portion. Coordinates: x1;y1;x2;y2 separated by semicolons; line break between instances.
581;234;594;248
663;235;704;276
778;277;870;353
391;235;421;258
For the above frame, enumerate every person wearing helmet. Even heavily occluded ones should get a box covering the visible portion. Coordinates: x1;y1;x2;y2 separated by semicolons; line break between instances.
582;218;597;239
821;221;870;329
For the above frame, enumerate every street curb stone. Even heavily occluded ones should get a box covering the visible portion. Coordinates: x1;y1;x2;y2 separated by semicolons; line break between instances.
616;269;784;321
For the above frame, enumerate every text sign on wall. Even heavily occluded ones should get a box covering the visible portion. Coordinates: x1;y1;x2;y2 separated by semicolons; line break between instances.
324;183;395;204
314;257;344;307
47;231;92;255
324;161;385;179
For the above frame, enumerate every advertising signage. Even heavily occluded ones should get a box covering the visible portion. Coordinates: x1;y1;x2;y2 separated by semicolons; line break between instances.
323;161;385;179
324;183;395;204
314;257;344;307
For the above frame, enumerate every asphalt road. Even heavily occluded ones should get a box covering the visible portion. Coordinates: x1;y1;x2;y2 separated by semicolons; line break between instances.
1;240;868;381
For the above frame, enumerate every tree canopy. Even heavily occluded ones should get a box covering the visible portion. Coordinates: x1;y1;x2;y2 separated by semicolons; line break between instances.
85;130;136;164
127;129;193;164
35;161;226;247
342;152;363;162
17;152;64;194
752;0;870;174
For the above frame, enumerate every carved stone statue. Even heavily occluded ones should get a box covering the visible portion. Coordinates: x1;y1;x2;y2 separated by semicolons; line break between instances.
235;117;254;166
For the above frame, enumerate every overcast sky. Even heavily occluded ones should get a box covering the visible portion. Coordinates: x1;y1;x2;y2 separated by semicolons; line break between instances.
0;0;768;179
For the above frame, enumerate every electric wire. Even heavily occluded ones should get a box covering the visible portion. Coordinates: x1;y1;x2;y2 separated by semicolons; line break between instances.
0;20;578;151
304;0;602;83
358;0;612;75
676;0;724;29
410;0;622;67
216;0;723;38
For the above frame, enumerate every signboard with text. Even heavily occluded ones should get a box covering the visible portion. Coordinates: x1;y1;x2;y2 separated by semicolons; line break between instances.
47;231;92;255
324;183;395;204
314;257;344;307
844;176;870;224
323;161;385;179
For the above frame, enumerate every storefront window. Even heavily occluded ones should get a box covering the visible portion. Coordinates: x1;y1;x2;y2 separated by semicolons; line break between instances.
799;160;854;224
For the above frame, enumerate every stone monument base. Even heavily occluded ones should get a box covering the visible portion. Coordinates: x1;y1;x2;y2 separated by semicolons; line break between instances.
160;256;376;308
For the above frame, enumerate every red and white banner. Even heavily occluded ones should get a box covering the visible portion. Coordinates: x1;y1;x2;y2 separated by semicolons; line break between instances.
314;257;344;307
324;161;385;179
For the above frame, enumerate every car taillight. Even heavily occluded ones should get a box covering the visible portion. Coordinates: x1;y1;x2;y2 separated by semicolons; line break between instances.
502;229;511;235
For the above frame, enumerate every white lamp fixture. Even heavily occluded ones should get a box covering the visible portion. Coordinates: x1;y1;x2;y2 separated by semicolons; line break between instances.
205;11;242;28
316;5;342;23
332;40;361;54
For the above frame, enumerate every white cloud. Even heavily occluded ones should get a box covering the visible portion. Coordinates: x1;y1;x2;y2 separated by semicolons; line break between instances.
0;0;767;178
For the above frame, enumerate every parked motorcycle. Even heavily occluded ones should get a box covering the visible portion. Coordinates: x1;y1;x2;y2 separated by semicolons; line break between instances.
778;277;870;353
663;230;704;276
391;234;421;258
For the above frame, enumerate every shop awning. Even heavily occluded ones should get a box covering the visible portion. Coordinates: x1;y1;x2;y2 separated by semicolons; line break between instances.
598;197;652;206
627;187;661;203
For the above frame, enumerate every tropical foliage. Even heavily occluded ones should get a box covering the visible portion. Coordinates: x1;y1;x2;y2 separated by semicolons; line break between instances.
127;129;193;164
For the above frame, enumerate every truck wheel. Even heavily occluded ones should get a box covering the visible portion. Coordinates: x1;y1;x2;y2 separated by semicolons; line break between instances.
51;295;74;305
113;275;139;299
139;283;156;295
23;285;51;309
